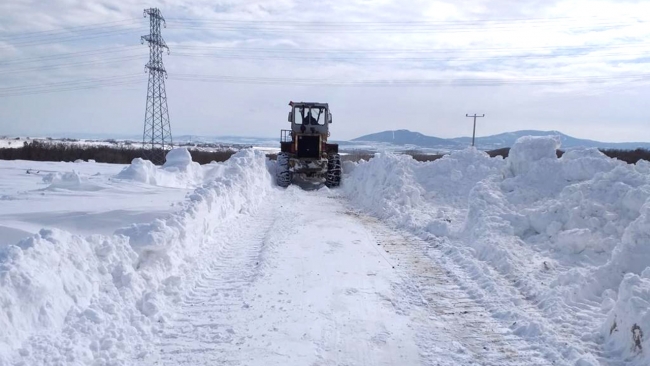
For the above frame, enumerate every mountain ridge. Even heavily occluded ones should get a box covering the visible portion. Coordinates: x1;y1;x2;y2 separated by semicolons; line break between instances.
353;129;650;150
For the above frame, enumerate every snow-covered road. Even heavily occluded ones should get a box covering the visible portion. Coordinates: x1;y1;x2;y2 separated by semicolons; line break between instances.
143;188;554;366
148;189;422;365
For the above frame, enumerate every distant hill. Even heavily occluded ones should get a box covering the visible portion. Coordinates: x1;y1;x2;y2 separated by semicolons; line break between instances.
353;129;650;150
351;130;461;148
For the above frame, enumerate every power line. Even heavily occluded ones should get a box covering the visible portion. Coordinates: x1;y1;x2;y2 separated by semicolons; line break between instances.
0;55;147;75
0;20;142;41
164;23;635;34
165;40;650;64
159;15;649;37
0;46;140;65
167;21;633;28
3;40;645;67
162;16;646;33
2;14;637;37
0;18;140;38
3;72;646;97
1;13;647;99
0;28;145;50
1;43;646;74
170;42;650;54
168;73;650;87
0;74;143;97
1;15;643;44
0;79;143;97
167;50;649;64
0;74;142;92
192;14;645;22
166;15;645;26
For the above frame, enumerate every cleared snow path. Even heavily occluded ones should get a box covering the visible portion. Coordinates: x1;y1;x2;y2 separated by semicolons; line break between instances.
143;192;279;365
153;206;276;364
144;188;562;365
146;188;421;365
352;212;556;366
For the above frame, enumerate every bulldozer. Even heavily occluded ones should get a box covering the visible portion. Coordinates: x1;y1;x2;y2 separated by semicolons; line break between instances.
276;101;341;188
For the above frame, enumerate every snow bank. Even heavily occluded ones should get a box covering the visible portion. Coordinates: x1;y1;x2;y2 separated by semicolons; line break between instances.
0;230;146;365
466;138;650;363
343;136;650;365
343;153;424;225
115;148;204;188
608;203;650;276
162;148;192;168
597;203;650;363
160;148;204;184
115;158;158;185
506;135;559;176
412;148;505;207
343;148;504;234
116;149;272;283
0;149;273;365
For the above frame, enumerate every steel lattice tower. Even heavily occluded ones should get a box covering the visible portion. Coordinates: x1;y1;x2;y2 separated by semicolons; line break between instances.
141;8;172;165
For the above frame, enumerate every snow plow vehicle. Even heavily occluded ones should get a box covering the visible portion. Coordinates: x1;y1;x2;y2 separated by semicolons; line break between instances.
276;101;341;188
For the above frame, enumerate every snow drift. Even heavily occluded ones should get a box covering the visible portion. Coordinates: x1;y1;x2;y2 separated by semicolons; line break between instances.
343;137;650;365
115;148;204;189
0;149;273;365
42;171;104;191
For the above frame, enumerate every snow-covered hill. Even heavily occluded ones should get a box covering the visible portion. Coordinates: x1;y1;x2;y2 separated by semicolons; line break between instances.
353;129;650;150
350;129;461;149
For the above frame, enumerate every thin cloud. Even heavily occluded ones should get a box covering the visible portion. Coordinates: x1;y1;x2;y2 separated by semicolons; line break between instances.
0;0;649;142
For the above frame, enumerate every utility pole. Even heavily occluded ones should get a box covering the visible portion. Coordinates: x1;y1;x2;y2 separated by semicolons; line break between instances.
465;114;485;147
141;8;172;165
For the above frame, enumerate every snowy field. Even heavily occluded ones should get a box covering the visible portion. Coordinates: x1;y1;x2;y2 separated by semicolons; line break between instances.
0;156;200;247
0;136;427;156
0;136;260;153
0;137;649;366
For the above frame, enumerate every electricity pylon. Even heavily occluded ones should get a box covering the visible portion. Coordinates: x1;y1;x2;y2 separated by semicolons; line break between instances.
141;8;172;165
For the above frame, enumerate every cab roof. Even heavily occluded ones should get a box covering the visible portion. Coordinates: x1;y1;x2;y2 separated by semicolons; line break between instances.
289;101;329;108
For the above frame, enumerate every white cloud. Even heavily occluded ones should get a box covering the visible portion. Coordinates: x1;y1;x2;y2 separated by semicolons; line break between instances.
0;0;649;142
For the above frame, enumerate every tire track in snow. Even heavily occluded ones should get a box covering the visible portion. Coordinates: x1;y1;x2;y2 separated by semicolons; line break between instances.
420;232;619;365
443;246;621;366
338;170;627;366
228;190;423;366
144;189;426;366
350;211;555;366
148;198;279;365
490;248;621;365
351;203;624;366
146;187;595;365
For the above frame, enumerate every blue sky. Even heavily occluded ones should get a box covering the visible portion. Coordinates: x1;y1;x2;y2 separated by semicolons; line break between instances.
1;0;650;141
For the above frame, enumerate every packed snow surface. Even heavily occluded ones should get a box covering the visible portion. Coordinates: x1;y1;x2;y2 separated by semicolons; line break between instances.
1;140;649;365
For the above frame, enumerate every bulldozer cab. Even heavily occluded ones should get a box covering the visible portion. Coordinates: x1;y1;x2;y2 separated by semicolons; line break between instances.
288;102;332;139
277;101;341;188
